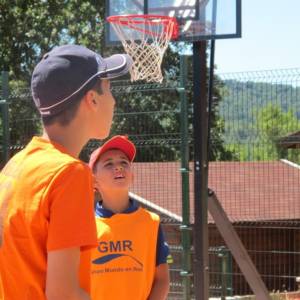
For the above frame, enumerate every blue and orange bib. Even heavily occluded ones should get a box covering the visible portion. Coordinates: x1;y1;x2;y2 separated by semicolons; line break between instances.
90;207;159;300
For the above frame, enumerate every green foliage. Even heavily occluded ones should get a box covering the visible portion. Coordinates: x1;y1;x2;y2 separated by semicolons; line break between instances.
252;104;300;162
8;80;42;153
208;74;238;161
220;80;300;143
220;80;300;163
0;0;106;156
226;103;300;163
111;89;182;162
0;0;105;79
0;1;234;163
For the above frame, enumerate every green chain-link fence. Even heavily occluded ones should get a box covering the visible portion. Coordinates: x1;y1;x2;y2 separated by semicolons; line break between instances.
1;67;300;299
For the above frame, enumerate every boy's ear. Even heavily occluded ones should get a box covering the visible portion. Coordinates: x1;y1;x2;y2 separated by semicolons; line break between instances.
83;90;98;111
91;173;98;190
93;173;104;193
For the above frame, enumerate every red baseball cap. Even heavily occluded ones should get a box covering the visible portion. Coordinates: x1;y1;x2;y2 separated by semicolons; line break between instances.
89;135;136;170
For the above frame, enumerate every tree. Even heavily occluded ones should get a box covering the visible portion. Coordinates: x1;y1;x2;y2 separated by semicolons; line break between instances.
0;1;108;157
234;104;300;162
0;1;105;80
0;1;233;163
253;104;300;162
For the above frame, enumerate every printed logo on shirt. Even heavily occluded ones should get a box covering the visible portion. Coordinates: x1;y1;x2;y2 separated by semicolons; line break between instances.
92;239;144;274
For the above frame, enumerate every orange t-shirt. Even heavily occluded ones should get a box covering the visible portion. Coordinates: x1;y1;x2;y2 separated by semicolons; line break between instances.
0;136;97;300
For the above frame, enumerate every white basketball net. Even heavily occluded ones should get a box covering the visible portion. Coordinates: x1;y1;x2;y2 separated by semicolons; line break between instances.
108;15;178;83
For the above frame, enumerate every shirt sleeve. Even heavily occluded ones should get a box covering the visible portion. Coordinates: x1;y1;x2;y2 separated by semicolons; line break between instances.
46;162;97;251
156;224;170;266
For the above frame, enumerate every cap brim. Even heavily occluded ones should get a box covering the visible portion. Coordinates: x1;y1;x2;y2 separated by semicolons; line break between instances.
103;54;133;79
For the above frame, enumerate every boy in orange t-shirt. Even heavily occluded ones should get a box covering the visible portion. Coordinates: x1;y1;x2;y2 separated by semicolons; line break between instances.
0;45;132;300
87;135;170;300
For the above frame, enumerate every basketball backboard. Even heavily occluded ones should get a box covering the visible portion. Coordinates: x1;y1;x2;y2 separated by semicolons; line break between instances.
105;0;241;44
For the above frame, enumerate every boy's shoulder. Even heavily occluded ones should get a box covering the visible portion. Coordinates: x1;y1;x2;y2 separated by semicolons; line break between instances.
21;136;90;177
137;206;160;222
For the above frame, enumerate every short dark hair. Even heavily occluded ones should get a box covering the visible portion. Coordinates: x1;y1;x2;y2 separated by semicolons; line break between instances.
41;78;103;126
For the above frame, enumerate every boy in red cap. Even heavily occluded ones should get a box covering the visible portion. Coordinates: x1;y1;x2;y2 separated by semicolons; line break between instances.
88;135;170;300
0;45;132;300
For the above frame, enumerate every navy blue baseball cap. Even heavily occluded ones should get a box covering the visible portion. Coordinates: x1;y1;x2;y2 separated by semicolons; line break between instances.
31;44;133;116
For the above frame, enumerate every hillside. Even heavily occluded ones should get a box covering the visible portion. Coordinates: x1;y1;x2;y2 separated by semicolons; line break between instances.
219;80;300;142
219;80;300;163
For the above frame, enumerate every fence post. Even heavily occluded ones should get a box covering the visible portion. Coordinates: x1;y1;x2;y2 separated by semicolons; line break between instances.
1;71;10;163
178;55;193;300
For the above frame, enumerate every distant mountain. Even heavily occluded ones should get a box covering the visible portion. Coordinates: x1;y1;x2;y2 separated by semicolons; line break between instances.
219;80;300;142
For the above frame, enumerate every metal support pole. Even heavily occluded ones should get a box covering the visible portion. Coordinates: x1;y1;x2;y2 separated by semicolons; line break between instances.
178;55;192;300
207;40;215;153
1;71;10;163
218;247;227;300
192;41;209;300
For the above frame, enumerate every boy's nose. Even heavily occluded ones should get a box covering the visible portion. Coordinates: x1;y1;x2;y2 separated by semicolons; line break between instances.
115;165;123;171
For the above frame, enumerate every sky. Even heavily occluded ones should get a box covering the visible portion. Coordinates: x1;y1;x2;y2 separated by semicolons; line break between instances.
214;0;300;74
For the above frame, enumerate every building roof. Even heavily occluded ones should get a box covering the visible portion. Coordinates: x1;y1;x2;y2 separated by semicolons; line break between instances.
277;130;300;149
131;160;300;223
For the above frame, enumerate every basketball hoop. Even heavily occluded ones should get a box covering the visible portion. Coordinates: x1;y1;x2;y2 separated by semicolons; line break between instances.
107;14;179;83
